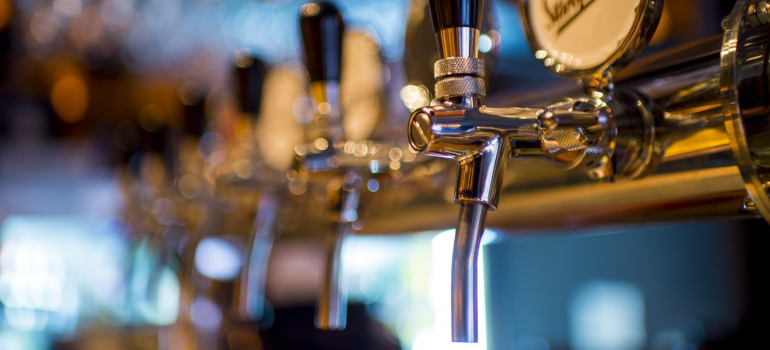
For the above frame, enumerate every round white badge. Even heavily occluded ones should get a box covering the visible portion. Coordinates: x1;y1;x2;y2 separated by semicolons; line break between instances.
523;0;658;75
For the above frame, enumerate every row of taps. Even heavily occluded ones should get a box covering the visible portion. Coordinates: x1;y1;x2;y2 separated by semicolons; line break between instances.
118;0;770;345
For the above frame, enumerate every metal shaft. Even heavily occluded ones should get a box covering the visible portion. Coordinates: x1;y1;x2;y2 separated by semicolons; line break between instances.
239;191;282;321
451;201;489;343
316;221;350;330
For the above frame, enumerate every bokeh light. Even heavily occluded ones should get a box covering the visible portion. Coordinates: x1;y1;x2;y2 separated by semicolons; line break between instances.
0;0;12;30
195;237;243;281
50;74;89;124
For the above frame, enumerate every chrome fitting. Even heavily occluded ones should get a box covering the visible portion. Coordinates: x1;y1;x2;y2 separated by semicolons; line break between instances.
437;27;480;58
747;0;770;26
435;76;486;99
434;57;485;79
407;106;541;207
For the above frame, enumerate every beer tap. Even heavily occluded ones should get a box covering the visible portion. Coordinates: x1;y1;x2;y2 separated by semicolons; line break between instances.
228;52;288;323
298;1;350;330
297;1;414;330
407;0;664;342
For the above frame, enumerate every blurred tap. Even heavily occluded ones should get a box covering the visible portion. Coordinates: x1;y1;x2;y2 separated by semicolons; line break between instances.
116;76;272;349
227;52;290;323
300;1;345;144
115;117;187;336
296;1;424;330
298;2;350;330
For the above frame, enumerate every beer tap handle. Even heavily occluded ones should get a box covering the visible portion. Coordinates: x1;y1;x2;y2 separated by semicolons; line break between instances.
234;53;268;119
428;0;484;59
181;84;207;138
300;1;345;140
428;0;483;32
300;1;344;84
427;0;486;101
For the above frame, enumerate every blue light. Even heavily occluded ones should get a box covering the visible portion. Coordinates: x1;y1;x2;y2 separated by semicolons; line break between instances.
479;34;493;53
569;280;646;350
367;178;380;192
137;266;180;326
195;237;242;281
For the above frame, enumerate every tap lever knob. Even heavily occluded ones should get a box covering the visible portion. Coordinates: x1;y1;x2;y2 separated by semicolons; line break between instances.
540;108;610;135
234;52;268;117
300;1;344;83
428;0;484;31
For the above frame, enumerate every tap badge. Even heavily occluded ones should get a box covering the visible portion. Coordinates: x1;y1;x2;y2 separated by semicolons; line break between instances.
543;0;597;36
524;0;649;73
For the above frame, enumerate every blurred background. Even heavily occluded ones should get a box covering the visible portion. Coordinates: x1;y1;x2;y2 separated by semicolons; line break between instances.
1;0;769;349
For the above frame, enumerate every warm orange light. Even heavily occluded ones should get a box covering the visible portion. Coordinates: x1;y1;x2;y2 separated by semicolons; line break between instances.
51;75;89;123
0;0;12;31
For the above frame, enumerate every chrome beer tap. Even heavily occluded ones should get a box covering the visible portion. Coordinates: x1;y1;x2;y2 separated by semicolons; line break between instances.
298;1;351;330
407;0;664;343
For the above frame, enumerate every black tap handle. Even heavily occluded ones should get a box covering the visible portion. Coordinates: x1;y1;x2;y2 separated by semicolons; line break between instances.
177;81;208;137
299;1;344;83
428;0;484;31
183;100;207;138
234;54;268;116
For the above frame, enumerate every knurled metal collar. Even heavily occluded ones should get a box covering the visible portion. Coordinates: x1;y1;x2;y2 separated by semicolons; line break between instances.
434;57;485;79
434;76;486;99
